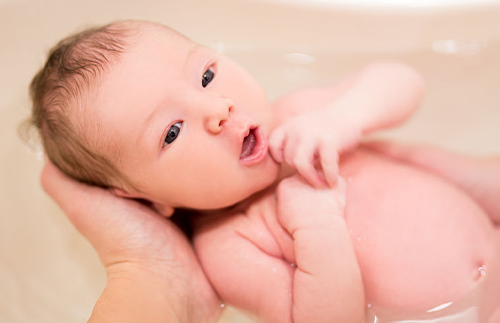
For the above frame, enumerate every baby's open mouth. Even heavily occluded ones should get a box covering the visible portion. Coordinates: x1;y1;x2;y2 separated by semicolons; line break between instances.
239;127;268;165
240;128;257;159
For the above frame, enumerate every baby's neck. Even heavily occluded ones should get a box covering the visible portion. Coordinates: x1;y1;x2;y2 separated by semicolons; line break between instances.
208;163;292;213
190;163;293;225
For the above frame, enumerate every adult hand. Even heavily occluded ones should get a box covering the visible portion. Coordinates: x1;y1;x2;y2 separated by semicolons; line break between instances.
41;161;221;323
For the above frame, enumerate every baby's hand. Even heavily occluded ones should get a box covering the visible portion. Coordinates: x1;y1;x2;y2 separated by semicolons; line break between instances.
277;173;347;234
269;109;361;188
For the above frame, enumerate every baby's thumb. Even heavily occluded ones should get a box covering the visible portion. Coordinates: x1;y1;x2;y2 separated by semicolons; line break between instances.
267;128;285;163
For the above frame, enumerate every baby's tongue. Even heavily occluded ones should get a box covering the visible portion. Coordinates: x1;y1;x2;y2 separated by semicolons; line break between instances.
240;131;256;159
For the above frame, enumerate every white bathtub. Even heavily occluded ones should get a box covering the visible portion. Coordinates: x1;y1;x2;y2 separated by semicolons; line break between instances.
1;0;499;322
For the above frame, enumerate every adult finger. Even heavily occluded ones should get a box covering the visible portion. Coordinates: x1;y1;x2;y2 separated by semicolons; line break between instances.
40;160;133;240
40;160;103;223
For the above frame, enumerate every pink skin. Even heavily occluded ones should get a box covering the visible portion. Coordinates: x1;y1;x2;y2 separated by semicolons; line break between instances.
93;26;280;213
85;23;500;322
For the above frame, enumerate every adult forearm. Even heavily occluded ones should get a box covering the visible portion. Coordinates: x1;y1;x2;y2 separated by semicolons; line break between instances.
89;274;185;323
89;270;219;323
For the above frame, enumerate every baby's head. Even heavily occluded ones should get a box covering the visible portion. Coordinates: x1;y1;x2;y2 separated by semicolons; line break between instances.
30;21;140;189
30;20;280;214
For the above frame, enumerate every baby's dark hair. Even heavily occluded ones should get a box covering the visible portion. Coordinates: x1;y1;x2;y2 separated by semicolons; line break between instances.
26;21;144;188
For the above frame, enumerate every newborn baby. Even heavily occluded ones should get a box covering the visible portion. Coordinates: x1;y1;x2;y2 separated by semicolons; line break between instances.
29;20;500;323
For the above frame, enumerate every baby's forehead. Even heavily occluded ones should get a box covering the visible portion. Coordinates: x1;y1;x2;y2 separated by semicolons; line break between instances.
136;21;193;45
89;21;197;124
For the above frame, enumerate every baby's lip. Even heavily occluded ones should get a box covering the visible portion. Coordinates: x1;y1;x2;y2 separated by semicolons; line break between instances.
237;123;253;145
239;126;268;166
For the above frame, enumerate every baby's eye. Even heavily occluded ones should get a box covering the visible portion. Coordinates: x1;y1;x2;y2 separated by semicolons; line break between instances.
202;67;215;88
164;122;182;146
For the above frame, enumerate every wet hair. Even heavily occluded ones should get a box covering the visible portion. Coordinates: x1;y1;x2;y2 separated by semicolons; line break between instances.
24;21;144;188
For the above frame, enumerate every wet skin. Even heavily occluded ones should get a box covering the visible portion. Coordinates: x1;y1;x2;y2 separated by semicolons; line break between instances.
193;147;500;321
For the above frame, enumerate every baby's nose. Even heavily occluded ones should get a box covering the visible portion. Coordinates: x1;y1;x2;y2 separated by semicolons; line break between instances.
205;98;234;134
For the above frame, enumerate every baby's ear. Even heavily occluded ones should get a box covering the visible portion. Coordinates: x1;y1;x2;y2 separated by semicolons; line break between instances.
110;187;141;199
153;203;175;218
110;187;174;217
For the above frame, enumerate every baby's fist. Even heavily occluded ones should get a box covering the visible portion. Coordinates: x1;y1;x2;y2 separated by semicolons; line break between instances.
269;110;361;189
276;174;347;234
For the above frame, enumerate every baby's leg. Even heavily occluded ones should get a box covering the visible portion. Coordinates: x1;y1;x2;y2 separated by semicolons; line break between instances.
363;141;500;224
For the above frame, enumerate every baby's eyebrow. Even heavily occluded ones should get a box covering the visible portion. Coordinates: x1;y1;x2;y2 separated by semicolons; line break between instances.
135;44;200;148
136;100;165;148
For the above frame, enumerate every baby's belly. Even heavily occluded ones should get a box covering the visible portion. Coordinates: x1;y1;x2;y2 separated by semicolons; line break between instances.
340;148;499;315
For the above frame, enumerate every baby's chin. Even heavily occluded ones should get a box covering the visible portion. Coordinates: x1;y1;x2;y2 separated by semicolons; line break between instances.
195;174;280;212
194;188;268;211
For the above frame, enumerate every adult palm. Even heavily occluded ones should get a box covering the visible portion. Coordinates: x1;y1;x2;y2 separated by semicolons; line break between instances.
41;161;221;323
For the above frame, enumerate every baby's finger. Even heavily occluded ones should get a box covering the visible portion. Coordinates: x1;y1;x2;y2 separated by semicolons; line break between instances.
268;128;286;163
333;176;347;211
294;144;326;188
282;134;300;166
319;145;339;188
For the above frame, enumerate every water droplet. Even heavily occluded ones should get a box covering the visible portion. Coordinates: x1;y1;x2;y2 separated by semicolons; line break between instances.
290;263;296;268
478;265;486;276
367;303;372;309
220;303;226;308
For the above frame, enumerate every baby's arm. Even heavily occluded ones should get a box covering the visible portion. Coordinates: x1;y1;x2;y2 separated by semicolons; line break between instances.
277;175;365;323
365;141;500;224
270;62;424;187
194;176;364;323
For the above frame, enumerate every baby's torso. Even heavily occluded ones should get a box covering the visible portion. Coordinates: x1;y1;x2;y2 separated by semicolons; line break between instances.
338;149;499;318
193;148;500;320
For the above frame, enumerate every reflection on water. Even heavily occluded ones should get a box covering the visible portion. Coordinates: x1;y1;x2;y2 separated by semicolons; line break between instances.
370;307;479;323
432;39;489;56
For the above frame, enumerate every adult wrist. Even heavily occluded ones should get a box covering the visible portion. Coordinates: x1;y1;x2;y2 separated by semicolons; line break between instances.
101;263;221;323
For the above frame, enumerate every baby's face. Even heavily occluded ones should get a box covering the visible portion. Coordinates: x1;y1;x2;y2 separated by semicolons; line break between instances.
94;25;280;210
